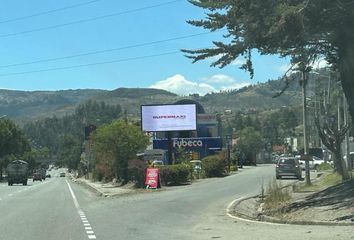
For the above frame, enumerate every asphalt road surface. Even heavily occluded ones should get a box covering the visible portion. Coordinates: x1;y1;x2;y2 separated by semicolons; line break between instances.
0;165;352;240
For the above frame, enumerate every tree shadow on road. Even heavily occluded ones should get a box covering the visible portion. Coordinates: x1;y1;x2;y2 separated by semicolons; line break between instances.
282;179;354;220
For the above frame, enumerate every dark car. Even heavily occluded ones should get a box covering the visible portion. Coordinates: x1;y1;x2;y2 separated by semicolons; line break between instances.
33;172;42;182
276;157;302;180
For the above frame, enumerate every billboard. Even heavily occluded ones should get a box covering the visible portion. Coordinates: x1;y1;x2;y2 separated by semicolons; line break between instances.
141;104;197;132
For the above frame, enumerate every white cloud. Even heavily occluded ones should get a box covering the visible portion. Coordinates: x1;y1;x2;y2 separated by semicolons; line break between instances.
277;64;292;74
203;74;251;91
311;59;329;69
231;58;246;66
150;74;216;96
150;74;251;96
202;74;235;84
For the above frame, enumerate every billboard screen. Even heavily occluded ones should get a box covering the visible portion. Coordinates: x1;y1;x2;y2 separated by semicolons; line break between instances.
141;104;197;132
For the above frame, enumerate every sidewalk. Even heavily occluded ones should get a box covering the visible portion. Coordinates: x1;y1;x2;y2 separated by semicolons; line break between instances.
229;174;354;226
73;177;137;197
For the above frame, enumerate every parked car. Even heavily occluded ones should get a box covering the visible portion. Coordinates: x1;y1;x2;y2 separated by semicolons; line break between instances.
59;172;66;177
152;160;164;166
299;156;325;170
33;172;42;182
276;157;302;180
46;173;51;178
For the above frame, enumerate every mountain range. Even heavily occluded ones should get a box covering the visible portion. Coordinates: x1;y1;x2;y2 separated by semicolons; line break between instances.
0;77;304;123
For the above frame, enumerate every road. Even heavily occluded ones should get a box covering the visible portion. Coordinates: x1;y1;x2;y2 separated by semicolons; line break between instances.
0;165;352;240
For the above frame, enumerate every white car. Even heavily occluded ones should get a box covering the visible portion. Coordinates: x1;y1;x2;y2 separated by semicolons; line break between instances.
299;156;325;170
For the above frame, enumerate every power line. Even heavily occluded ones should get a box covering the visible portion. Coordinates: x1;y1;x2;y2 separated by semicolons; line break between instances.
0;31;215;69
0;0;104;24
0;0;183;38
0;51;180;77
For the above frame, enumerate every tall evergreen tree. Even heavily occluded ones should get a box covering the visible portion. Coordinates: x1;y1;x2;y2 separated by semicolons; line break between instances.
183;0;354;122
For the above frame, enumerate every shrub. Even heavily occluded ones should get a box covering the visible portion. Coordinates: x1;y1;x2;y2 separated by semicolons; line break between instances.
202;155;225;177
230;165;238;172
263;179;291;210
159;164;191;185
127;159;146;188
316;162;333;171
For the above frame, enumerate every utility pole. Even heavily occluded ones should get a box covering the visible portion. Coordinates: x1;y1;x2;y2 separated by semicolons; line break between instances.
302;71;311;185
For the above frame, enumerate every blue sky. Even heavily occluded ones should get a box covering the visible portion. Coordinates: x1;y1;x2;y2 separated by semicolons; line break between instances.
0;0;291;95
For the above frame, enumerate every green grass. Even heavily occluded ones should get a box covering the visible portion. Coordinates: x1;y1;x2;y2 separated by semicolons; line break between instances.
298;172;342;192
316;162;333;171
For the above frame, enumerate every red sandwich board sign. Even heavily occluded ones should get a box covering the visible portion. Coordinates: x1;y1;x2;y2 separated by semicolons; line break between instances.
145;168;159;189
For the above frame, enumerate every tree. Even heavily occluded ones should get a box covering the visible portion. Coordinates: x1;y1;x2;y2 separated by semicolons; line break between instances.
91;121;149;183
183;0;354;123
316;117;349;180
314;81;350;180
23;100;122;158
22;147;50;173
58;134;82;170
0;119;31;179
235;127;263;165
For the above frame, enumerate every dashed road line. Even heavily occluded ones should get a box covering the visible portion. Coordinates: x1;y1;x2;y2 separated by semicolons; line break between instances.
66;180;97;240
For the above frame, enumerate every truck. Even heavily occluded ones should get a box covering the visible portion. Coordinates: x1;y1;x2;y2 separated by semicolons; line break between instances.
7;160;29;186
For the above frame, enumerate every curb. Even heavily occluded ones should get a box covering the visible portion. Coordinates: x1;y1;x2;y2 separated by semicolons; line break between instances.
228;195;354;226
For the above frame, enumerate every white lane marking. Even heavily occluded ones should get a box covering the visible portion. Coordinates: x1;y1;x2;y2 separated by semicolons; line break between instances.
226;197;283;226
8;194;13;197
0;198;2;201
66;180;80;209
66;180;97;240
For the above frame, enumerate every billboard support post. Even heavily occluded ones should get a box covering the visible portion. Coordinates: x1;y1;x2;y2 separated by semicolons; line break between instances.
167;132;173;165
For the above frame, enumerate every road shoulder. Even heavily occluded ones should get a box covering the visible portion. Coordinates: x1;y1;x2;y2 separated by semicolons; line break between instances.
228;174;354;226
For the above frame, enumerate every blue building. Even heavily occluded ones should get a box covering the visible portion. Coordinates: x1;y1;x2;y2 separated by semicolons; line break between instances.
153;99;222;162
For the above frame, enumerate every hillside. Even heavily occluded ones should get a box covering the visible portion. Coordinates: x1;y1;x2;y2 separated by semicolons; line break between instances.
0;78;305;122
0;89;105;120
0;88;179;121
198;80;302;114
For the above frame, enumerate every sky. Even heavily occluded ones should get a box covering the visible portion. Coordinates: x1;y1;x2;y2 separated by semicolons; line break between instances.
0;0;292;96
